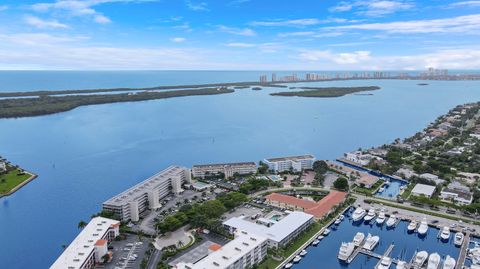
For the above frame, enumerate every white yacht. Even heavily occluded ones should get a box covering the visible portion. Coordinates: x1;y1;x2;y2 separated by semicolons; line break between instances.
454;232;464;246
363;233;380;251
418;218;428;235
412;251;429;268
378;186;386;193
317;235;325;240
407;219;418;232
299;249;307;257
311;239;320;246
364;208;376;222
376;210;387;225
396;261;407;269
323;228;331;236
284;263;293;269
440;226;450;241
334;218;342;225
353;232;365;246
442;255;456;269
386;214;396;227
352;207;367;222
427;252;441;269
338;242;355;261
376;256;392;269
293;255;302;263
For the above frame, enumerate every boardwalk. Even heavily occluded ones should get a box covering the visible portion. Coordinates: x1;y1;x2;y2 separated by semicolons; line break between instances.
456;232;471;269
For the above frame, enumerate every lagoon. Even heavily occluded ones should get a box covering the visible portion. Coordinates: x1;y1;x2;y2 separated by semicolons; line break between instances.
1;72;480;268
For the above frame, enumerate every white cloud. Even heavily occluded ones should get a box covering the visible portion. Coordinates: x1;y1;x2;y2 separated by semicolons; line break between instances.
225;42;256;47
186;1;209;11
250;18;350;27
30;0;154;24
278;31;316;37
330;1;414;17
327;14;480;34
171;37;186;42
218;25;256;36
299;50;371;64
449;1;480;7
24;15;69;29
0;5;8;11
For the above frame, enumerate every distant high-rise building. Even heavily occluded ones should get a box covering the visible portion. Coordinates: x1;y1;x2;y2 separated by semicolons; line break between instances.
272;73;277;82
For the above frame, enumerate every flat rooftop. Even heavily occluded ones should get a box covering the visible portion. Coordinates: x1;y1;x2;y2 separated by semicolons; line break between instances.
223;211;313;243
103;165;185;207
192;162;256;169
265;155;315;162
50;217;120;269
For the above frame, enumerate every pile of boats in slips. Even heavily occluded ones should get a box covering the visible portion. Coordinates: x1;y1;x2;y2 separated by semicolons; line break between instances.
284;233;329;268
337;232;380;261
468;242;480;268
409;251;456;269
352;207;398;227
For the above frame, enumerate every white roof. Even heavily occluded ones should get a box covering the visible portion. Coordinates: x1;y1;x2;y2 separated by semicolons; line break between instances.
223;211;313;243
411;184;436;196
103;165;185;207
180;231;266;269
50;217;119;269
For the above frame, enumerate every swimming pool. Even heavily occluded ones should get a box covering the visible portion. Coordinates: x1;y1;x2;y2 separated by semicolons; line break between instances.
291;208;461;269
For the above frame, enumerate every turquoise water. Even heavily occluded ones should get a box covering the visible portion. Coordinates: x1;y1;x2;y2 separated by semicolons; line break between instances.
294;208;460;269
0;72;480;268
375;179;408;200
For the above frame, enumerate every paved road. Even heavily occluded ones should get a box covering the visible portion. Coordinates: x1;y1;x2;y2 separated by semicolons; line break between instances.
146;249;161;269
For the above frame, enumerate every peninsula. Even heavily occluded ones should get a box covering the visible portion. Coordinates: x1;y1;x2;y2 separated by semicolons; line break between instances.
0;87;234;118
270;86;380;98
0;158;36;197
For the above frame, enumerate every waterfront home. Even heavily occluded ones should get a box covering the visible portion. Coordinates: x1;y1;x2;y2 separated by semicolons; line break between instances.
192;162;257;179
263;155;315;173
411;184;436;198
175;230;267;269
395;167;417;179
355;174;380;189
344;151;381;166
0;161;5;172
50;217;120;269
456;172;480;185
264;191;347;219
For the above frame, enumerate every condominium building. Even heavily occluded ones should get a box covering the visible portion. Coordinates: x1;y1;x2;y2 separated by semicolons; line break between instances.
263;155;315;173
175;231;267;269
223;211;314;249
50;217;120;269
192;162;257;179
102;165;191;222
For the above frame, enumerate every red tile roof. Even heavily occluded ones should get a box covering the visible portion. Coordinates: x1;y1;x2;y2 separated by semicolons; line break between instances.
95;239;108;246
265;191;347;219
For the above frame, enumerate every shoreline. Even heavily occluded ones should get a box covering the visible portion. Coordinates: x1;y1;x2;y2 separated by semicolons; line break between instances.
0;170;37;198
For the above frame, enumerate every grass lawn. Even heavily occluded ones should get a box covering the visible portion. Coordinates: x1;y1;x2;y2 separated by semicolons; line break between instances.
354;179;384;196
0;169;32;195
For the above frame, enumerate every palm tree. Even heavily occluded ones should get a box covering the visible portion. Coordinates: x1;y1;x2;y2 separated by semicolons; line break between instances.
177;240;184;248
77;220;87;230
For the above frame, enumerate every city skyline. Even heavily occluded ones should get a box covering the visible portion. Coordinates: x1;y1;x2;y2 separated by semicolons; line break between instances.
0;0;480;70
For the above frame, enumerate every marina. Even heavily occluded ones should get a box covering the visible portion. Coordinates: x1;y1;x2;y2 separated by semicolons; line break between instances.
284;207;472;269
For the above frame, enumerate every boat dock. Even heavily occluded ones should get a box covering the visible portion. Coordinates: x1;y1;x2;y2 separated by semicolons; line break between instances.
456;232;471;269
347;243;395;264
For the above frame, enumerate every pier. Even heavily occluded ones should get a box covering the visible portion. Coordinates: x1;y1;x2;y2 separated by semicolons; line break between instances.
347;243;395;264
456;232;471;269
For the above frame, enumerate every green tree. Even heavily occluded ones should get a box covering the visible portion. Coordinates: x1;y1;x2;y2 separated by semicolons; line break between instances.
333;177;349;191
77;220;87;230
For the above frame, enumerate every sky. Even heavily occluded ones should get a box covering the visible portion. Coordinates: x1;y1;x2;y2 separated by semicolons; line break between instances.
0;0;480;70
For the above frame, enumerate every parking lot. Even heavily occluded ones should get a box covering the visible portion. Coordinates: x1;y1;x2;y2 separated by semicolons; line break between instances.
222;203;264;220
104;234;150;269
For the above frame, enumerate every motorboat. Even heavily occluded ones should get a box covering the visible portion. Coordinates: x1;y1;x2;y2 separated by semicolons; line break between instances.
284;263;293;269
396;261;407;269
317;235;325;240
407;219;418;232
353;232;365;246
440;226;450;241
363;233;380;251
386;214;397;227
376;256;392;269
442;255;456;269
412;251;428;268
376;211;387;225
293;255;302;263
352;207;367;222
334;218;342;225
323;228;331;236
311;239;320;246
469;247;480;264
427;252;441;269
378;186;386;193
364;208;376;222
299;249;307;257
418;218;428;235
454;232;464;246
339;215;345;221
338;242;355;261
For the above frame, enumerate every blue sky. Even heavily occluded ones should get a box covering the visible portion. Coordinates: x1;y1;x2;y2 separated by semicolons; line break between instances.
0;0;479;70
